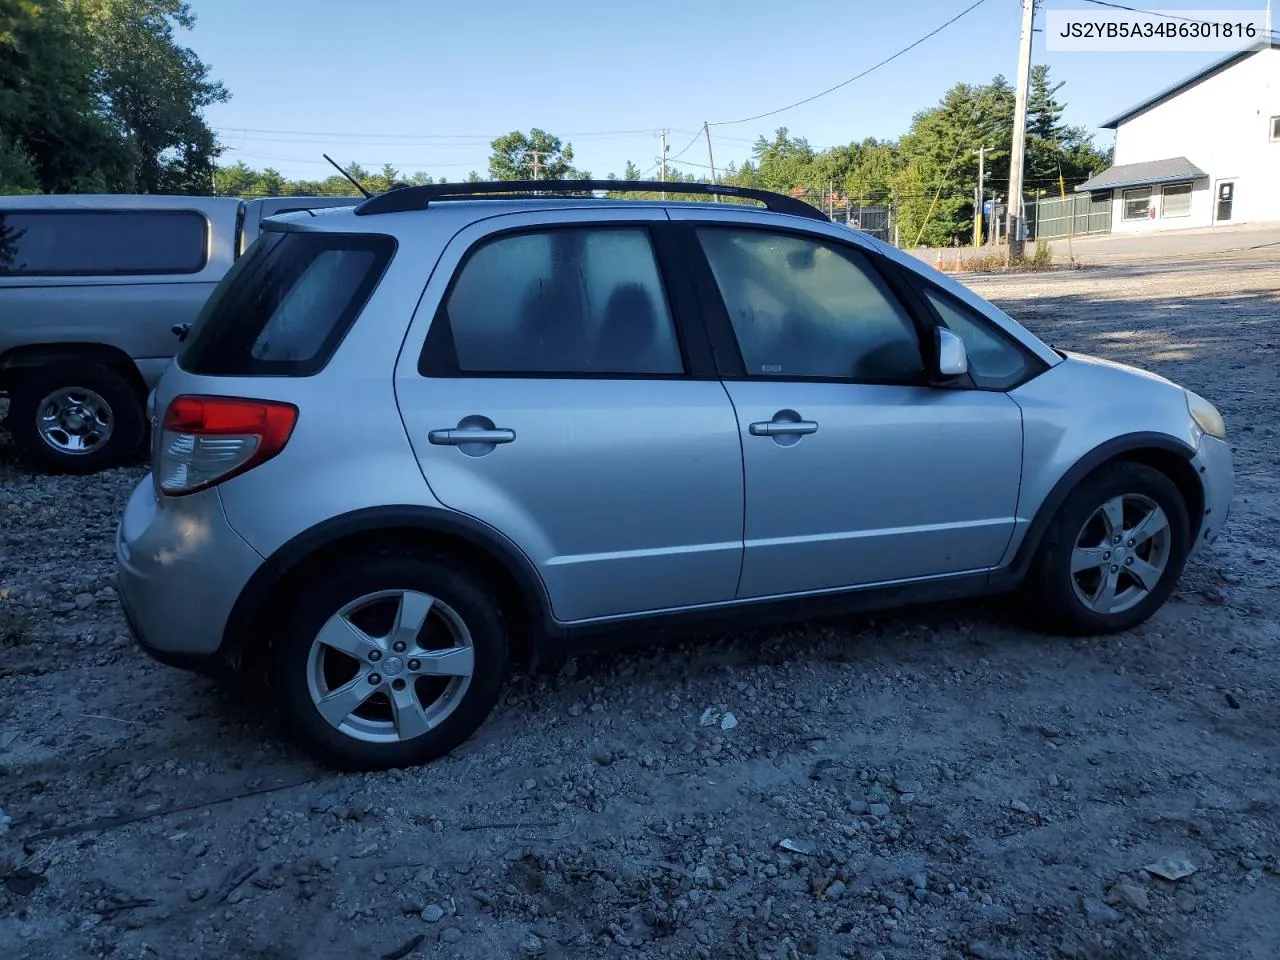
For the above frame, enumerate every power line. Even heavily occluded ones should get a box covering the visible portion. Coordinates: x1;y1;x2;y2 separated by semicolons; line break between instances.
709;0;990;126
1079;0;1279;35
666;129;704;163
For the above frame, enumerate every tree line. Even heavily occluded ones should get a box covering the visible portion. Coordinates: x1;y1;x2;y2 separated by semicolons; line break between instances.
2;2;1109;245
1;0;226;194
214;67;1111;246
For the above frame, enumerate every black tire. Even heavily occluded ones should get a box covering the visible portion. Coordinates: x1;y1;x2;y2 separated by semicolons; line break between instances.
8;363;145;474
270;548;509;771
1025;461;1191;636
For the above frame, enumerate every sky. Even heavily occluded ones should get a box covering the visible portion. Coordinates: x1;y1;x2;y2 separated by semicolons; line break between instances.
189;0;1273;182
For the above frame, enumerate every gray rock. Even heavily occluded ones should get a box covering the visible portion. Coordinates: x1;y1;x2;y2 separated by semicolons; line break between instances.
1176;891;1197;914
1144;855;1196;881
520;933;545;956
894;779;923;795
1081;897;1120;924
1106;883;1149;911
868;803;892;818
186;885;207;902
441;927;463;944
848;798;869;815
825;880;846;899
421;904;444;923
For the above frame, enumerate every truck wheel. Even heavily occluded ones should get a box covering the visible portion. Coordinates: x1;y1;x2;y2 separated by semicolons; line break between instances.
9;363;145;474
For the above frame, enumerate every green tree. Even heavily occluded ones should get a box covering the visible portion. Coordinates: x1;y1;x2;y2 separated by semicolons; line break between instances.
0;0;132;192
75;0;229;193
488;128;586;181
893;76;1016;245
212;159;256;196
1025;64;1108;191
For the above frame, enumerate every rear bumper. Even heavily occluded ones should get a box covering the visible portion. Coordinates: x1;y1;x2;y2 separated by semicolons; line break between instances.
1190;434;1233;552
115;476;264;677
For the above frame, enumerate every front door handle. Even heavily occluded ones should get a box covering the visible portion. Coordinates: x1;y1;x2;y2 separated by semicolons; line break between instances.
428;427;516;445
749;420;818;437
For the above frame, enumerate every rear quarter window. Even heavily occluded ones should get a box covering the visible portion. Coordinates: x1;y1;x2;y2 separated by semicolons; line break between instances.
179;230;395;376
0;209;208;277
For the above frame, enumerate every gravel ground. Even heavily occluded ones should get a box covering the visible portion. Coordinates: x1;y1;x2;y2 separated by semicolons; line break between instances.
1;251;1278;960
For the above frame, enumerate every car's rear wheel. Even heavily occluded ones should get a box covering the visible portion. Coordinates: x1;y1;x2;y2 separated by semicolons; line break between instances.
271;549;509;770
1026;461;1191;635
8;363;145;474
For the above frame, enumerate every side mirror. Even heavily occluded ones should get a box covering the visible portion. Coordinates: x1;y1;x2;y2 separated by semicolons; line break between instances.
935;327;969;378
171;322;190;342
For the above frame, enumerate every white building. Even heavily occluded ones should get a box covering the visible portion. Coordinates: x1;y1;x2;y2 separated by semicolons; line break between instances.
1077;40;1279;232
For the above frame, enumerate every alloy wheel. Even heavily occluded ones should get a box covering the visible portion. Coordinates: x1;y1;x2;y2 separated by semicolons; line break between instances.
305;589;476;743
1070;493;1172;616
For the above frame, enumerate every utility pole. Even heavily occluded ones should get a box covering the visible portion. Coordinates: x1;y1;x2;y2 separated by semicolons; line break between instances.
529;150;546;181
658;130;668;200
973;145;986;247
703;122;719;201
1006;0;1036;260
892;186;900;247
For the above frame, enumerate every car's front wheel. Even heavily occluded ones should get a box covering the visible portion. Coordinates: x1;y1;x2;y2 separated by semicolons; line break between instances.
271;549;509;770
1026;461;1192;635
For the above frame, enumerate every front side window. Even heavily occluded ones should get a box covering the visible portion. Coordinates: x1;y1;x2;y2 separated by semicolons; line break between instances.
0;210;207;277
434;227;684;376
180;230;395;376
1122;187;1152;220
694;227;924;382
922;287;1036;390
1161;181;1193;218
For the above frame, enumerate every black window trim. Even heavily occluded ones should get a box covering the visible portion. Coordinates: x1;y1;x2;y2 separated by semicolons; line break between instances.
674;220;951;389
0;208;212;278
417;220;718;381
178;229;398;378
905;274;1050;392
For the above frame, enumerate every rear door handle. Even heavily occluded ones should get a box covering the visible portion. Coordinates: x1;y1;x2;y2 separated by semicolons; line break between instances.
428;428;516;445
749;420;818;437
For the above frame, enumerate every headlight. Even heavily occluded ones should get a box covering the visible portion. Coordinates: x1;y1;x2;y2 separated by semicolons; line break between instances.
1186;390;1226;440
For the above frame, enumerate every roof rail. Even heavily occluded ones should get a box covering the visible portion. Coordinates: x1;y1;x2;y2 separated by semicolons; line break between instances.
351;179;830;222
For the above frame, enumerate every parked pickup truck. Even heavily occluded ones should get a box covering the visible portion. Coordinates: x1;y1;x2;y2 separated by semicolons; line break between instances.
0;193;357;472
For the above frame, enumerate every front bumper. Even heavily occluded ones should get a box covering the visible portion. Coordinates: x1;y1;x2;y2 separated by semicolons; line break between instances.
1190;434;1233;552
115;476;264;676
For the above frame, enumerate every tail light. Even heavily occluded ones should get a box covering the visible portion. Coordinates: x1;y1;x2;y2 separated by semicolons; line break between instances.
157;395;298;496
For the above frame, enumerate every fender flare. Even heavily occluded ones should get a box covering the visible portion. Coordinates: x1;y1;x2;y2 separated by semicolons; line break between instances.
1005;431;1201;579
219;505;564;671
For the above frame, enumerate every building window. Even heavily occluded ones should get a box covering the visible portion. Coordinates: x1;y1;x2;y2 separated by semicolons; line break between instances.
1161;181;1193;218
1271;116;1280;141
1122;187;1152;220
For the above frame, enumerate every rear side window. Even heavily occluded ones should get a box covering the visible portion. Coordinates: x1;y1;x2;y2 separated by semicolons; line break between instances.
423;226;685;376
0;210;207;277
179;230;395;376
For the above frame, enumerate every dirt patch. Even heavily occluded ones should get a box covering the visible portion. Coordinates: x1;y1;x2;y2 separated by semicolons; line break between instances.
1;253;1278;960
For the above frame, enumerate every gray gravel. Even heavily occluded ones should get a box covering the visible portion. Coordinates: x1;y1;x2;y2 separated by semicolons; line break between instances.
1;250;1278;960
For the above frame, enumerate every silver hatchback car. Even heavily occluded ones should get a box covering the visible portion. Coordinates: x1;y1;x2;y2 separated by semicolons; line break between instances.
115;180;1233;770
